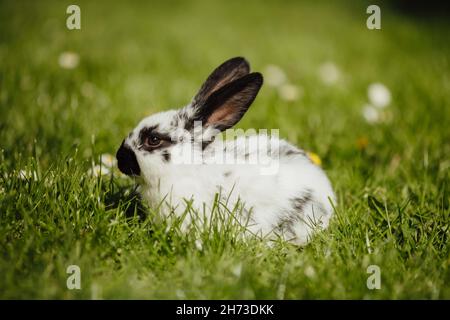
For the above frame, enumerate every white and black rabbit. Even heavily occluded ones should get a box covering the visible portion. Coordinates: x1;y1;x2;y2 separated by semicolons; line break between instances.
116;57;335;245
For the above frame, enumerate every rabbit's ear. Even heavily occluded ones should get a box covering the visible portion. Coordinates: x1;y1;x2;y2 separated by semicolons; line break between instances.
195;72;263;131
192;57;250;108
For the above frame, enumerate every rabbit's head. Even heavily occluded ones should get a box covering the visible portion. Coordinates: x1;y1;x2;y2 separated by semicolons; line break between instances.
116;57;263;179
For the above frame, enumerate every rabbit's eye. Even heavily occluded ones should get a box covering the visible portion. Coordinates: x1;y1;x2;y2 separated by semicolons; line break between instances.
144;135;162;148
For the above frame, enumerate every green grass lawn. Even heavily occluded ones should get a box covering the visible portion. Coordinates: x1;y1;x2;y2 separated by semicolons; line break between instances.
0;0;449;299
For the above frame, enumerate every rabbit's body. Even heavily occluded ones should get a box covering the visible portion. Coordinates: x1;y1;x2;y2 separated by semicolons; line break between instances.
117;57;335;245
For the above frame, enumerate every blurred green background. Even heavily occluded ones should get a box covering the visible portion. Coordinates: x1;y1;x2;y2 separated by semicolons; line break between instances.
0;0;449;299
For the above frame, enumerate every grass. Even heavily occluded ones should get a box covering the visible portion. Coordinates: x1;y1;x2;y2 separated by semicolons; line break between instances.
0;0;449;299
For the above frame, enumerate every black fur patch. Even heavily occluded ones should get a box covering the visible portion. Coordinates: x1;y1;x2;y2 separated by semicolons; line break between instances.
285;149;301;156
184;120;194;131
201;136;215;150
275;190;313;236
162;150;171;162
172;109;192;129
170;117;179;128
291;191;312;213
172;109;194;131
276;212;299;236
278;144;304;157
116;141;140;176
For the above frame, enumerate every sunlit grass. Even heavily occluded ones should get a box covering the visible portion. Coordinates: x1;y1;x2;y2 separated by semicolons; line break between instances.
0;0;449;299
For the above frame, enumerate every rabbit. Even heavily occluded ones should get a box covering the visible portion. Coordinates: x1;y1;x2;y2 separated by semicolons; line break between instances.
116;57;335;245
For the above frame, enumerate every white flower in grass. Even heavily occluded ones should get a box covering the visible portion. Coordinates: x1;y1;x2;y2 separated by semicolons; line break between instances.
176;289;186;299
362;104;380;124
278;83;302;102
231;263;242;277
88;164;110;177
58;51;79;69
368;83;391;108
264;65;287;87
318;62;340;85
194;239;203;251
304;265;316;279
18;169;38;181
100;153;117;168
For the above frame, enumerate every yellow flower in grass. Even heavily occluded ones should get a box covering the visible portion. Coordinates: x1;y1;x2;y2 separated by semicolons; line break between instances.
307;151;322;166
356;137;369;150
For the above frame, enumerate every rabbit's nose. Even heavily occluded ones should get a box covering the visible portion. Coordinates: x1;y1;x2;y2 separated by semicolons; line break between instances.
116;141;141;176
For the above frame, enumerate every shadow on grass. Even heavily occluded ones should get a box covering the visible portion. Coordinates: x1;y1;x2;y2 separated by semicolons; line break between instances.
104;183;148;220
